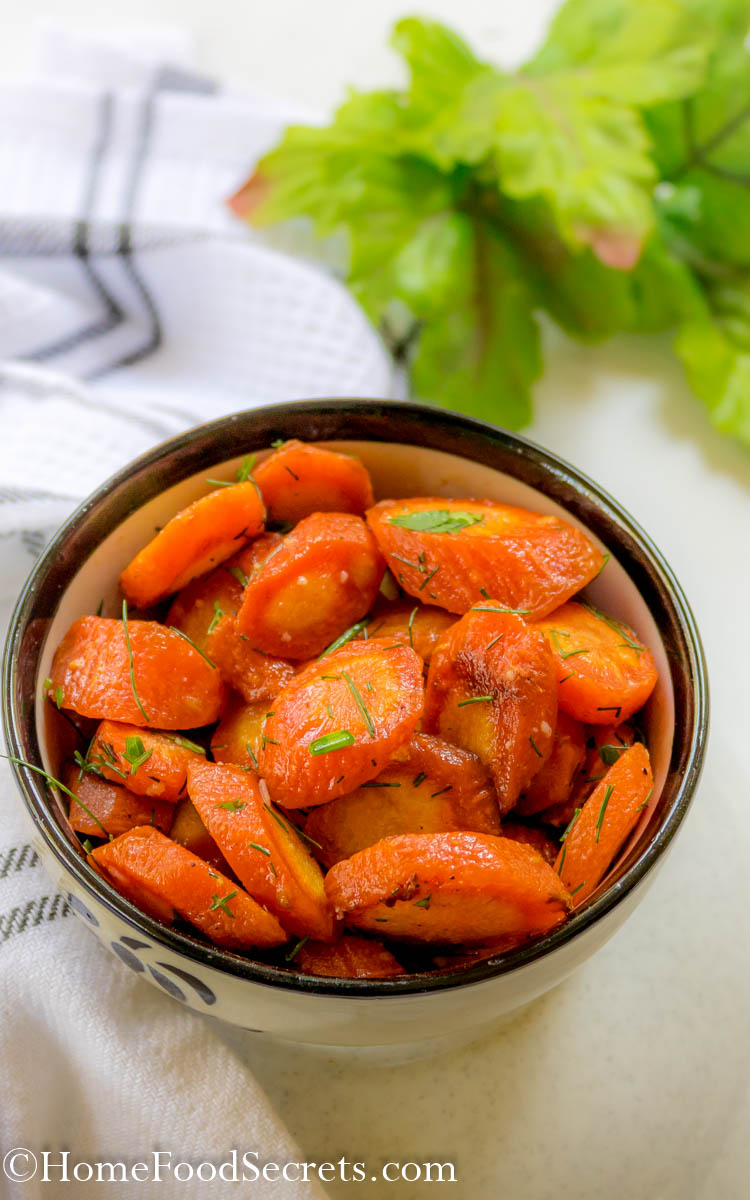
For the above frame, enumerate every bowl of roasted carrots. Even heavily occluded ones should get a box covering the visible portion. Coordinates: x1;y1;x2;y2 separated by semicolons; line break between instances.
3;400;707;1047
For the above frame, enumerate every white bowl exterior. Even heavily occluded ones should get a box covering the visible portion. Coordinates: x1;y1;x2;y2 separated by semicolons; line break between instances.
31;440;676;1046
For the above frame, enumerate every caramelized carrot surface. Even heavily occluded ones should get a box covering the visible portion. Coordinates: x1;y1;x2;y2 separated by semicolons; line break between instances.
516;711;587;817
65;766;173;838
366;603;457;664
500;821;559;867
169;796;233;875
304;733;501;868
92;826;287;949
236;512;384;658
188;760;335;940
48;616;225;729
325;832;571;943
537;601;658;724
254;440;374;523
120;481;265;608
367;498;603;618
166;533;281;651
89;721;204;801
207;613;295;704
424;607;558;812
209;693;267;769
259;638;424;808
554;742;654;903
297;935;405;979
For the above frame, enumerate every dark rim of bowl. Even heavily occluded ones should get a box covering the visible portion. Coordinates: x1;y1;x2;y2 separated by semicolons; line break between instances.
3;399;709;998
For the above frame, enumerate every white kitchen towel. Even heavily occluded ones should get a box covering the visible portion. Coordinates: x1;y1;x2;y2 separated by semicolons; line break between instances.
0;26;394;1200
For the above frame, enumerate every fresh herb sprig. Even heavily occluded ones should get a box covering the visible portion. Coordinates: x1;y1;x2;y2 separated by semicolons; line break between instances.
233;7;750;450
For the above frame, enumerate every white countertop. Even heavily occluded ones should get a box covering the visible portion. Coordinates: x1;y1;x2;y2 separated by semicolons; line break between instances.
7;3;749;1196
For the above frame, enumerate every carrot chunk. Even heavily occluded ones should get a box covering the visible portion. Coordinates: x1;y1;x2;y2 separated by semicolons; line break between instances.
120;481;265;608
325;832;571;943
207;613;295;704
258;638;424;808
236;512;384;659
187;760;335;940
537;601;658;724
48;616;225;729
65;765;173;838
304;733;501;868
515;711;587;817
210;693;267;769
423;607;558;813
88;720;204;801
166;533;281;651
92;826;287;949
366;497;603;617
169;796;233;875
253;440;374;523
500;821;559;867
366;603;457;664
554;742;654;903
297;936;405;979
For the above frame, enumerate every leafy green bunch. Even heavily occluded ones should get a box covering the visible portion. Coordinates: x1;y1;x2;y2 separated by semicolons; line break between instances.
233;0;750;445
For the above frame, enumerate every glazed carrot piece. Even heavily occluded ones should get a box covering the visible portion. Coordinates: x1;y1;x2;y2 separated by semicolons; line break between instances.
536;601;658;724
236;512;384;659
554;742;654;903
515;711;587;817
120;481;265;609
424;607;558;813
259;638;424;808
253;440;374;523
207;613;295;704
64;765;173;838
366;603;457;664
169;796;233;875
188;760;335;940
297;936;405;979
88;720;205;802
48;616;225;729
304;733;501;868
325;832;571;943
166;533;281;651
366;497;603;618
210;693;267;770
92;826;287;949
500;821;559;867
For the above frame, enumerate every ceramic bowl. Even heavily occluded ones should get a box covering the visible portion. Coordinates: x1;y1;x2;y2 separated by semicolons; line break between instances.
2;400;708;1048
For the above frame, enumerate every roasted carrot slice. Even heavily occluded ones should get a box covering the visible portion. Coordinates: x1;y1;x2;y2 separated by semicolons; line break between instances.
325;832;571;943
537;601;658;725
49;616;225;729
515;711;587;817
88;720;204;802
207;613;295;704
188;760;335;940
304;733;501;868
297;936;405;979
210;693;267;770
92;826;287;949
500;821;559;867
64;764;173;838
253;440;374;523
169;796;233;875
366;603;457;664
236;512;384;659
48;616;225;729
166;533;281;651
554;741;654;903
366;497;603;618
120;481;265;609
259;638;424;808
423;607;557;813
